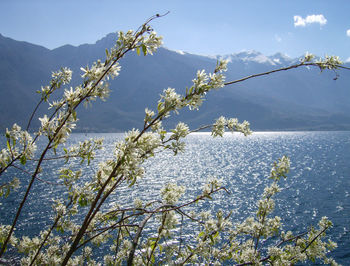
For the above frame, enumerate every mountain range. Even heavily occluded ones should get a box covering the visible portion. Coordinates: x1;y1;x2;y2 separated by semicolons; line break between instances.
1;32;350;132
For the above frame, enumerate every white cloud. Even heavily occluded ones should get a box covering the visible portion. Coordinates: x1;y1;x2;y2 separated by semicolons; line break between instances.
294;14;327;27
347;29;350;37
294;16;306;27
346;57;350;63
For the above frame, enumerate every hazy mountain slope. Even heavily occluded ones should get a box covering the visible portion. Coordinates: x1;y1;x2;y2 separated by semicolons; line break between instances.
0;33;349;132
0;34;54;128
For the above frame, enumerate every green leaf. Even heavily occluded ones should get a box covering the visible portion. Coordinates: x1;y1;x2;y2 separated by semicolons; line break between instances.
20;155;26;165
78;196;88;207
129;178;137;187
6;141;11;153
5;186;10;198
213;231;219;239
209;234;214;243
206;194;213;200
56;226;64;233
72;110;77;121
53;143;58;155
136;47;141;56
142;44;147;56
157;102;163;112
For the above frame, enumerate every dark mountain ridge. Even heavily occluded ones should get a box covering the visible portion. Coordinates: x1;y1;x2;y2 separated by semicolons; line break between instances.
1;32;350;132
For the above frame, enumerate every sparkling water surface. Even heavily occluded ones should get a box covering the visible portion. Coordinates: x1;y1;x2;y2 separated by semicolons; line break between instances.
1;131;349;264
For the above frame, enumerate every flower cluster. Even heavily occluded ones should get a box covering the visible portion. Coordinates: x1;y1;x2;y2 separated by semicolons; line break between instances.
158;88;182;115
38;111;76;146
185;68;226;110
112;130;161;185
301;52;343;71
161;183;185;205
0;177;20;199
0;225;17;248
202;177;222;197
38;67;72;102
0;124;36;173
270;155;290;180
116;28;163;57
63;138;104;164
211;116;252;137
51;67;72;86
317;55;343;70
81;60;120;81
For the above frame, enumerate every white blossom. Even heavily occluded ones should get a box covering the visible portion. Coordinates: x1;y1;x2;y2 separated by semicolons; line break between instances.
161;183;185;204
215;59;228;73
134;198;143;209
211;116;226;137
144;108;155;123
51;67;72;85
171;122;189;140
159;87;182;110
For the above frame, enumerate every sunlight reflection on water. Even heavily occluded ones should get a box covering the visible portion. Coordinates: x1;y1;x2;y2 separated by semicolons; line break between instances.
1;131;349;263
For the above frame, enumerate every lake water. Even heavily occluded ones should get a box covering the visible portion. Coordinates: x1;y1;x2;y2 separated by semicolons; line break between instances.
1;131;350;264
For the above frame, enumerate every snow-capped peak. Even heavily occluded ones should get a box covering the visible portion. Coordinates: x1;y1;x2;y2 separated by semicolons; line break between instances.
218;50;276;65
269;52;293;65
214;50;295;66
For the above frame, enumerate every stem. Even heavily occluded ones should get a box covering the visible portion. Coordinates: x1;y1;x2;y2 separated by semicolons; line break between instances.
224;62;308;86
254;195;272;252
178;214;184;255
11;164;61;185
146;212;167;266
114;211;124;258
26;81;56;131
301;226;328;253
0;157;19;176
127;212;155;266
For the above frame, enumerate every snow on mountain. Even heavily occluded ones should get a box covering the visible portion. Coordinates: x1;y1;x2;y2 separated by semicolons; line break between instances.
163;47;295;67
175;50;186;55
269;52;294;65
213;50;294;66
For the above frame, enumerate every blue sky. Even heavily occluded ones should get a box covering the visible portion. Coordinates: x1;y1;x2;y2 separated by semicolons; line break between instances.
1;0;350;60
